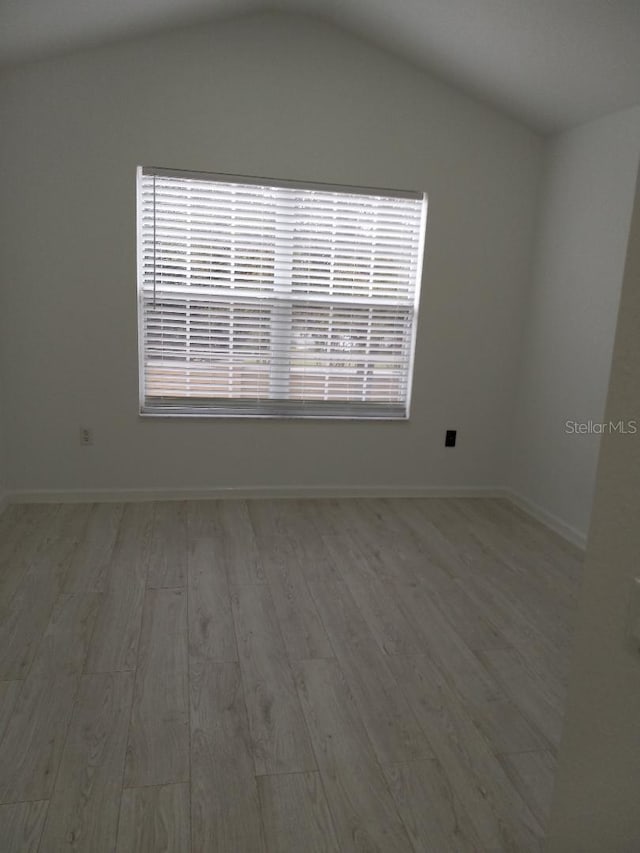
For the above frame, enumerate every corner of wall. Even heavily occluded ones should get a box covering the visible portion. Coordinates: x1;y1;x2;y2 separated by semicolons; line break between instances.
507;105;640;546
545;143;640;853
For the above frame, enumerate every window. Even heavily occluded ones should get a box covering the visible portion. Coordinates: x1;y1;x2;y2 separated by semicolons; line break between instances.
137;167;427;418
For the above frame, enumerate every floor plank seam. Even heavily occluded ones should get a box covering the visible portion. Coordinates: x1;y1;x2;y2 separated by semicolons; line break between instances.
113;505;154;851
111;675;138;853
303;578;420;851
243;504;332;848
32;672;82;847
32;800;51;853
184;522;194;853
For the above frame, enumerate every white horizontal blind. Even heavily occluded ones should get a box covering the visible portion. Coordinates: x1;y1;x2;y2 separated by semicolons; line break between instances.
137;167;427;418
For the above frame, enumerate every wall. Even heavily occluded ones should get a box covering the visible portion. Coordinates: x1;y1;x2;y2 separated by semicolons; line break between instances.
546;164;640;853
0;12;542;496
0;276;6;508
0;380;6;511
510;106;640;544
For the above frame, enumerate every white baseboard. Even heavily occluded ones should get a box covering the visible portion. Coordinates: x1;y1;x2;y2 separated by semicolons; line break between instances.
8;484;507;504
5;483;586;550
505;489;587;550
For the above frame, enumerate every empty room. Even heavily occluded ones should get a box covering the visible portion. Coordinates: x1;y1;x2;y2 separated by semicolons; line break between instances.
1;1;640;851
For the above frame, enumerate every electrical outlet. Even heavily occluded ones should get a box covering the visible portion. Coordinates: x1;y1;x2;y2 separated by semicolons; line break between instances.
445;429;457;447
79;427;93;446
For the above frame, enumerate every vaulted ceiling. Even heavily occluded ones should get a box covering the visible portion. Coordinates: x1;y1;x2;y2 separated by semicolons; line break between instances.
2;0;640;133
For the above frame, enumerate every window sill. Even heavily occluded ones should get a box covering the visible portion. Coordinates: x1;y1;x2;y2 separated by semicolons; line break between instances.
139;409;410;422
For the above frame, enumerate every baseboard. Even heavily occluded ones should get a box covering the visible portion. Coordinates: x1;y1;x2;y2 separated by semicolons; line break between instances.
5;483;587;548
8;484;507;504
505;489;587;550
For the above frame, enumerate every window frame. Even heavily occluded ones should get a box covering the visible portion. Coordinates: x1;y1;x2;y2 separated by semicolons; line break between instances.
136;166;427;420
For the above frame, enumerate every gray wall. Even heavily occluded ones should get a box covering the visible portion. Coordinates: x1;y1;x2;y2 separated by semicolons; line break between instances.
0;380;5;506
546;163;640;853
0;207;4;501
510;106;640;543
0;12;542;496
0;299;5;504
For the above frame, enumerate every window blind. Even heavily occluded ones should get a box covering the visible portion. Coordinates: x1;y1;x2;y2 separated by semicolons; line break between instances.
137;166;427;418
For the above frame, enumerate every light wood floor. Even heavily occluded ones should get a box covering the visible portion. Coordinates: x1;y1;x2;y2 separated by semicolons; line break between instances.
0;497;581;852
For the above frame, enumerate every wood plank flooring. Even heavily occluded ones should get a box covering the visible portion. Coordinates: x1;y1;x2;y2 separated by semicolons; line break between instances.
0;497;581;852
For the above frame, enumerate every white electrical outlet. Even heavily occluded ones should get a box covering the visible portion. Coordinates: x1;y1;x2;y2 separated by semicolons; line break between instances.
79;427;93;446
627;577;640;652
